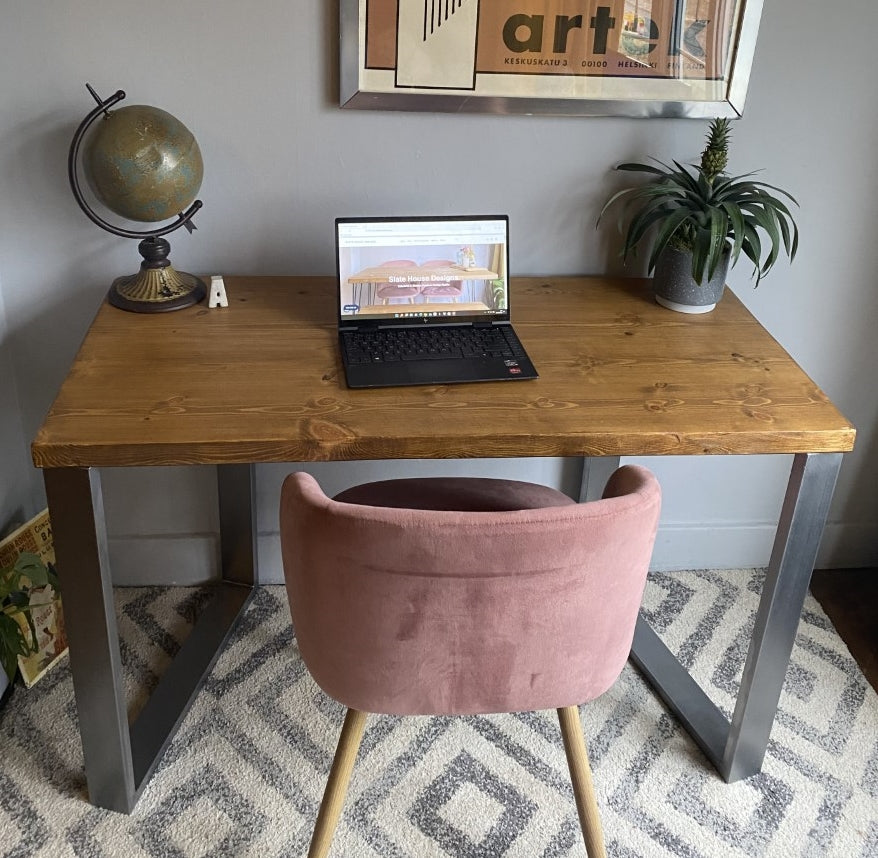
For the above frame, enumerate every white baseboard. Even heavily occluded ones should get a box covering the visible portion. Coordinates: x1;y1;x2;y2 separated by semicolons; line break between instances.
639;520;878;572
257;534;284;584
108;535;219;586
107;520;878;587
648;523;777;572
257;521;878;582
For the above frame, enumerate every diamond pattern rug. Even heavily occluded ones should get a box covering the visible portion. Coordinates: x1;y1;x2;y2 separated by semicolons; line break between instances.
1;571;876;857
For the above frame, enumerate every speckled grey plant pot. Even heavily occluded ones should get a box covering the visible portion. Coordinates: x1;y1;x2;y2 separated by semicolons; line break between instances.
652;246;730;314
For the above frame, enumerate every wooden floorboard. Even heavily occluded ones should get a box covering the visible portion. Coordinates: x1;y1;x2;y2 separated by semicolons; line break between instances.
810;567;878;693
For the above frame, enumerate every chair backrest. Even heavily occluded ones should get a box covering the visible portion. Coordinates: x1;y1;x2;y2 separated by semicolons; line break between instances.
280;467;660;716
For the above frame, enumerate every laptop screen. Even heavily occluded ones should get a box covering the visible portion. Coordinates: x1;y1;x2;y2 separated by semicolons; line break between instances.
336;215;510;326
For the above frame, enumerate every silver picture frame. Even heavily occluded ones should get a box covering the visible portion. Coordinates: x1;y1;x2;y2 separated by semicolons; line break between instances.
340;0;764;118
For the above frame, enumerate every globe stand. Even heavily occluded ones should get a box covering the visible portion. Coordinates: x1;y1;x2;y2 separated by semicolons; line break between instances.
68;85;207;314
108;237;206;313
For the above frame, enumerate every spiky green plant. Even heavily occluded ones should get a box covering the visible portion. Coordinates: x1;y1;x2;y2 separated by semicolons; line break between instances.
597;118;799;286
490;279;507;310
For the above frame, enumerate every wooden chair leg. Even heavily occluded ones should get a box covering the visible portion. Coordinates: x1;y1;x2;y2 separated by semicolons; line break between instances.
557;706;607;858
308;708;369;858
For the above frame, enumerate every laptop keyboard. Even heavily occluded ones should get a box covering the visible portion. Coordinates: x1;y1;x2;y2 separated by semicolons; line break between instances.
342;326;527;365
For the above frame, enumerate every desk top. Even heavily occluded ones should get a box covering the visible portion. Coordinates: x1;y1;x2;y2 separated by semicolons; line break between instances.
31;276;855;469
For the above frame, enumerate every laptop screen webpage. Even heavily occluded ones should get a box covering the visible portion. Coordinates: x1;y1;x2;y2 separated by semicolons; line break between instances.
336;215;509;326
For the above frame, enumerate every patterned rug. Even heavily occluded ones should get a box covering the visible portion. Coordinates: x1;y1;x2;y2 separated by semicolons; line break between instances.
1;572;876;857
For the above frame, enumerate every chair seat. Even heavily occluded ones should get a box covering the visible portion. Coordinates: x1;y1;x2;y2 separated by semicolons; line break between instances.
334;476;576;512
375;284;420;297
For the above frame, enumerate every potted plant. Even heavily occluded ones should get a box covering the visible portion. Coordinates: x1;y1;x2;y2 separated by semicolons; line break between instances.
1;551;59;701
597;118;799;313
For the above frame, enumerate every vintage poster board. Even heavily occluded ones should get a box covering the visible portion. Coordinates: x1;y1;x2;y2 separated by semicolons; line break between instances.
0;510;68;688
341;0;763;117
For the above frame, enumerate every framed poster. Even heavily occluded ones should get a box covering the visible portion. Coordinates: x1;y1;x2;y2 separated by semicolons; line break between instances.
340;0;764;117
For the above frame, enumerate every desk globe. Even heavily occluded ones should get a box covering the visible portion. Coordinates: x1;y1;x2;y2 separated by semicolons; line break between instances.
68;85;206;312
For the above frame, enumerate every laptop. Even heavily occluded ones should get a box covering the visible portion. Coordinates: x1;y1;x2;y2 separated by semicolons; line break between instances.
335;215;538;388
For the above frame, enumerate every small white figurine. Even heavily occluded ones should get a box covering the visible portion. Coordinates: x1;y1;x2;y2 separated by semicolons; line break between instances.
209;275;229;308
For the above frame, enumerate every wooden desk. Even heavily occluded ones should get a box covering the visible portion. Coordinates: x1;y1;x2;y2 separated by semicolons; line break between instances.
32;276;855;812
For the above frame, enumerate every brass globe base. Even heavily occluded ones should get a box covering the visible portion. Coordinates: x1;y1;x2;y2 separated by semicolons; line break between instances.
108;265;206;313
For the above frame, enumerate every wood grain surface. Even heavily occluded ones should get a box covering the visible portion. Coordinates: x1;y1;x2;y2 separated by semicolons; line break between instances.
31;276;856;468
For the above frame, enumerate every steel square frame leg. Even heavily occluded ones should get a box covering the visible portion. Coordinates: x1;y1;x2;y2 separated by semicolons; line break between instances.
626;452;843;782
44;463;256;813
578;455;621;502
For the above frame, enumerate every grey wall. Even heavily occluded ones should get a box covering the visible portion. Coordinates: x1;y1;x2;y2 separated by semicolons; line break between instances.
0;279;32;534
2;1;876;584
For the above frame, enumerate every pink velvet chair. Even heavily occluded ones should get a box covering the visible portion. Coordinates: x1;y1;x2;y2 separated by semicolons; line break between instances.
374;259;421;304
280;466;661;858
418;258;464;301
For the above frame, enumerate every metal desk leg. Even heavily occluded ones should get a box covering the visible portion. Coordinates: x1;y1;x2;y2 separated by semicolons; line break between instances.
722;451;842;780
218;463;258;586
578;456;621;502
44;464;256;812
44;467;134;811
630;452;843;782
